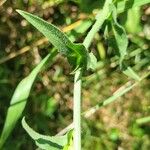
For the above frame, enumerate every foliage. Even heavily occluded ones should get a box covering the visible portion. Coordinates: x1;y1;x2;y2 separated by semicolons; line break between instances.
0;0;150;149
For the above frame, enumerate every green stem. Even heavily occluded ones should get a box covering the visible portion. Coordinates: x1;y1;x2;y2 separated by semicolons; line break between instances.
73;69;82;150
83;0;112;49
73;0;112;149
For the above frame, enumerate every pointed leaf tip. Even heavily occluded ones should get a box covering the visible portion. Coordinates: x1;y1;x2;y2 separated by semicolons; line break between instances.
16;9;23;14
16;10;88;71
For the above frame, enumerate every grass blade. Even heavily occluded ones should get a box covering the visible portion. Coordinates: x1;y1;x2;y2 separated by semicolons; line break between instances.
84;72;150;118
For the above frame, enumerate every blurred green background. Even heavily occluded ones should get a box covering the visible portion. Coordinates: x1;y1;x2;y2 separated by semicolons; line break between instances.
0;0;150;149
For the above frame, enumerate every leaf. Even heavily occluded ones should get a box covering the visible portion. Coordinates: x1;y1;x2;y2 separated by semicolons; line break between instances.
125;7;141;34
117;0;150;14
22;117;71;150
66;43;88;71
87;52;97;70
16;9;70;54
123;67;141;81
107;5;140;79
111;4;128;67
0;50;57;149
16;10;88;71
63;130;73;150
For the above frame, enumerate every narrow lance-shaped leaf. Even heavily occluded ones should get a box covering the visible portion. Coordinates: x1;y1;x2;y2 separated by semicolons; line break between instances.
16;10;70;54
110;5;141;80
0;50;57;148
22;117;72;150
111;4;128;67
16;10;89;71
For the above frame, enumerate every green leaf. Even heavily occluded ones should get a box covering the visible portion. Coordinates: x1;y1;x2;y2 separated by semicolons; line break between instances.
22;117;71;150
16;10;69;54
125;7;141;34
0;50;57;149
123;67;141;81
66;43;88;71
87;52;97;70
111;4;128;67
16;9;88;71
63;130;73;150
117;0;150;14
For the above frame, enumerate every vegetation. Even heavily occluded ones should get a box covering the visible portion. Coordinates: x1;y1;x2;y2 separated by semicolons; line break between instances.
0;0;150;150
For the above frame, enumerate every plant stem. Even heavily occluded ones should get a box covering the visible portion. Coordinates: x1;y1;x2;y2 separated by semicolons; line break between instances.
73;0;112;149
83;0;112;49
73;69;81;150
